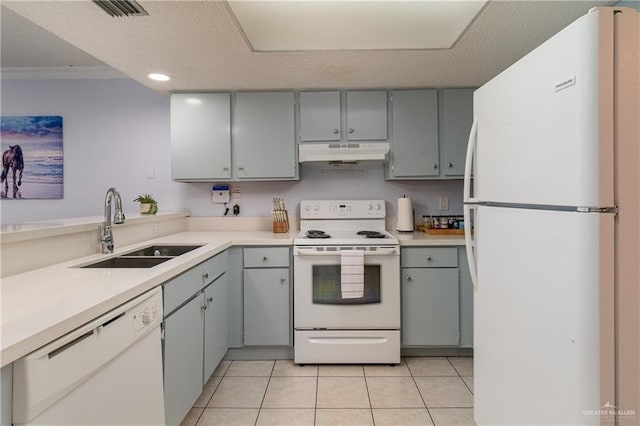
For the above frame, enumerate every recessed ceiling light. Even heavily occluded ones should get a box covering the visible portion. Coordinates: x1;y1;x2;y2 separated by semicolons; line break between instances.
148;73;170;81
185;98;202;105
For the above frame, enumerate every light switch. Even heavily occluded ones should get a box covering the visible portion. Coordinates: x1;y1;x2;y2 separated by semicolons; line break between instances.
145;164;155;179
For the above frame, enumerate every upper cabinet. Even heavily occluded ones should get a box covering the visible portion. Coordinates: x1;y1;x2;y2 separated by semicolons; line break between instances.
299;90;388;143
171;93;231;181
441;89;474;177
385;88;475;180
235;92;297;180
345;91;388;140
299;91;341;141
170;88;471;182
171;92;298;182
388;90;439;178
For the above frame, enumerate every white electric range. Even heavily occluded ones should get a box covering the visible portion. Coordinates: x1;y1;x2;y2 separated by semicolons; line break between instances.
293;200;400;364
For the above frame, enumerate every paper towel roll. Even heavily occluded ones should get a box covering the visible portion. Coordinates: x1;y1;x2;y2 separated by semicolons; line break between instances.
396;197;414;231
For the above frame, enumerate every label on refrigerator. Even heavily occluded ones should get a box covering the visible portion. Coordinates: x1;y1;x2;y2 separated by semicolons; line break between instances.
555;75;576;92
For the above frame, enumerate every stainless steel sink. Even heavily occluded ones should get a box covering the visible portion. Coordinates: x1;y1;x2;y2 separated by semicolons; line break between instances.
122;245;203;257
80;256;172;269
77;244;203;269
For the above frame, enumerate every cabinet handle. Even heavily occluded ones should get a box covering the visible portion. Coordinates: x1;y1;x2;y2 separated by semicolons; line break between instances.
262;256;268;262
426;256;433;261
201;305;207;311
406;276;412;281
333;128;339;134
280;277;286;283
348;128;354;134
238;166;245;173
448;162;453;168
207;297;213;303
433;163;438;169
202;272;209;280
223;166;229;171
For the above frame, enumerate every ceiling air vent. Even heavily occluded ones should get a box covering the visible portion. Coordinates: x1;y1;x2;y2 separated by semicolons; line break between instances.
93;0;148;17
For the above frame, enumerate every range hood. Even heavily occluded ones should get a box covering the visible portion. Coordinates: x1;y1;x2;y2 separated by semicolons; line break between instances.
299;142;389;164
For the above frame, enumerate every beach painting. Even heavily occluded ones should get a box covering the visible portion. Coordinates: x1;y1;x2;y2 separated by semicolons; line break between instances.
0;116;63;199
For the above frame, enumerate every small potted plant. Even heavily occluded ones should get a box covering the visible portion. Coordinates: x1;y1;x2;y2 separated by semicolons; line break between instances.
133;193;158;215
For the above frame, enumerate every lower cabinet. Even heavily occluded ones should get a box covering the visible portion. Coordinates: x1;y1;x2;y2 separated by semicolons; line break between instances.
204;274;229;379
163;295;204;426
244;268;290;345
401;247;472;347
402;268;459;345
243;247;291;346
162;251;228;426
0;364;11;426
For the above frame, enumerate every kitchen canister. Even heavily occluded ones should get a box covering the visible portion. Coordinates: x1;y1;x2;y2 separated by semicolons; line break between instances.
396;196;414;232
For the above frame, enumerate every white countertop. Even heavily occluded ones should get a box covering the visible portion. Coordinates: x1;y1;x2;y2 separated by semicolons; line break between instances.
0;228;463;367
390;230;466;246
0;231;294;367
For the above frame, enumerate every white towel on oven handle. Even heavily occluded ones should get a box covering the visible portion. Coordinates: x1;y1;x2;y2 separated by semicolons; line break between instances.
341;249;364;299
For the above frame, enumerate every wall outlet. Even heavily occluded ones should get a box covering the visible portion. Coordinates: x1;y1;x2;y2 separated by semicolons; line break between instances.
439;196;449;211
231;185;241;200
153;223;162;233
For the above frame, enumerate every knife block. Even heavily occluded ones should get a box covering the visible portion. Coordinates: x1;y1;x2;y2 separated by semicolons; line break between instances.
272;210;290;233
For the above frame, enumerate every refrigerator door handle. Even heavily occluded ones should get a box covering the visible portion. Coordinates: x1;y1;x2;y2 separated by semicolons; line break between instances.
463;204;479;291
463;119;478;204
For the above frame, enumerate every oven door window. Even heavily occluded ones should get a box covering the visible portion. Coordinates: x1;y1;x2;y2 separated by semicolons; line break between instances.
312;265;381;305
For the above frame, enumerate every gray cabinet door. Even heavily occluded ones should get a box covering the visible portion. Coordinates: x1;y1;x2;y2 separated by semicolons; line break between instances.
235;92;296;179
243;268;290;346
441;89;474;176
171;93;231;180
163;295;204;426
457;247;474;348
390;90;439;177
0;364;11;426
299;91;341;141
203;274;229;381
402;268;460;346
346;91;388;140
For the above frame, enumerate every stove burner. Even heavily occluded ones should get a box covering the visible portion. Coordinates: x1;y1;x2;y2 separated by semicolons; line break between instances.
357;230;387;239
306;230;331;239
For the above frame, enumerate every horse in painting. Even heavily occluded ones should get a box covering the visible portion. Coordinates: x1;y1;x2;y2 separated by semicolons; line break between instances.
1;145;24;197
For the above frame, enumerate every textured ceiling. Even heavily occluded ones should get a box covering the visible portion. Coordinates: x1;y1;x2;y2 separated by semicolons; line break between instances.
1;1;615;96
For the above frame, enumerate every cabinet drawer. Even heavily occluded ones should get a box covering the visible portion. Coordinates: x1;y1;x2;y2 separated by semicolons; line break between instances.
201;250;228;285
164;251;228;315
401;247;458;268
244;247;290;268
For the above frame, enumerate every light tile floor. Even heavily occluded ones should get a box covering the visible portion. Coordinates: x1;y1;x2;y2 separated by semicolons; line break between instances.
181;357;475;426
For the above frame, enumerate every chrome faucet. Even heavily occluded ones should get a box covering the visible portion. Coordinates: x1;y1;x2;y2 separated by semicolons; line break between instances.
99;187;125;254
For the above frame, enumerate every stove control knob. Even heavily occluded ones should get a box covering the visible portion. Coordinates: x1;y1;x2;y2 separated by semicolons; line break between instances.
367;204;373;211
374;203;381;211
305;204;311;212
313;205;320;211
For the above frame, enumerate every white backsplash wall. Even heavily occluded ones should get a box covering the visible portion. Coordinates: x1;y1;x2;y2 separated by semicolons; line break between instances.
184;165;464;222
1;78;188;224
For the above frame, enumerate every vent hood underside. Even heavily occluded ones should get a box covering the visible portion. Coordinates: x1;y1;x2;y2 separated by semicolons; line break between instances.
299;143;389;164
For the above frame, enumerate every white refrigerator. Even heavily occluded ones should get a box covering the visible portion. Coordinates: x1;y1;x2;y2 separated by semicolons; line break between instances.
464;7;639;426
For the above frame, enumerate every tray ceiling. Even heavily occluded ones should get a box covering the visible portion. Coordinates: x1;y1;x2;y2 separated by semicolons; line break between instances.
1;1;616;95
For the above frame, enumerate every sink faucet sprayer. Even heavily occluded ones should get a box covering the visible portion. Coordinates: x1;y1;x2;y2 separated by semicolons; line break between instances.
99;187;125;254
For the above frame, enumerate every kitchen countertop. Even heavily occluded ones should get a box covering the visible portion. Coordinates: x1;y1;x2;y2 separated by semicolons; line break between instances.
0;228;464;367
390;230;466;246
0;231;294;367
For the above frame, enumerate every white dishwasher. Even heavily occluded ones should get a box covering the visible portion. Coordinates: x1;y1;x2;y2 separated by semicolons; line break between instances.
12;287;165;426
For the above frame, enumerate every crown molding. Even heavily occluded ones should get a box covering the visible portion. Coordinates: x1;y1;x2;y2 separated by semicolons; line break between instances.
0;65;126;80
